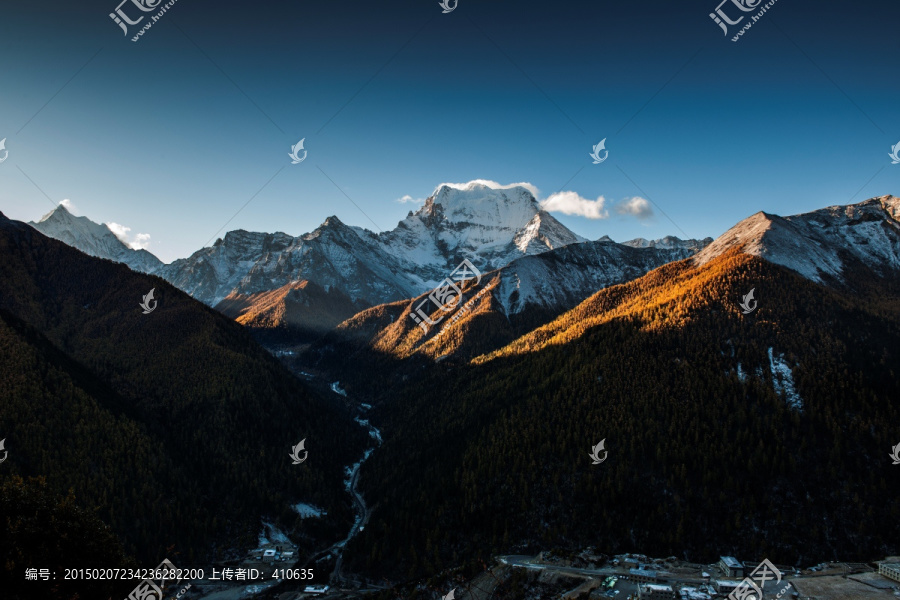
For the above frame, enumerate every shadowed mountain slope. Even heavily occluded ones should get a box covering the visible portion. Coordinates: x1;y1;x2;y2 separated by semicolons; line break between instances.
0;212;368;576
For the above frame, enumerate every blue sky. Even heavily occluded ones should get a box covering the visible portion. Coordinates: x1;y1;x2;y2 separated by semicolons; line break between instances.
1;0;898;262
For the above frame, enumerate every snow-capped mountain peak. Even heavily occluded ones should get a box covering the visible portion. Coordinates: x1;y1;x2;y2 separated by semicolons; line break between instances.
157;180;592;307
425;182;541;228
29;204;163;273
382;181;587;281
623;235;713;253
35;203;106;238
694;195;900;283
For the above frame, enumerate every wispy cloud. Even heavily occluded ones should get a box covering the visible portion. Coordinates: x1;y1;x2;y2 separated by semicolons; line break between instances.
541;191;609;219
396;194;424;204
106;222;152;250
59;198;76;212
614;196;654;219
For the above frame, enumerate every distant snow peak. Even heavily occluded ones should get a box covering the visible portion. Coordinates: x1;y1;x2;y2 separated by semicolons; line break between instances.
37;203;72;223
29;204;162;274
695;195;900;284
623;236;712;252
768;348;803;411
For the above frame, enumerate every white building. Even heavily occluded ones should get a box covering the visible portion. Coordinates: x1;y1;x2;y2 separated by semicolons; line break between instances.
713;579;742;594
304;585;330;595
262;549;277;562
719;556;743;578
639;583;675;599
879;562;900;583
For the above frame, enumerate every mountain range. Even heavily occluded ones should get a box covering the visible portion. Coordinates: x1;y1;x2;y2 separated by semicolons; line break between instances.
34;189;899;311
10;183;900;594
155;182;588;308
299;195;900;387
29;182;710;340
312;237;707;367
316;195;900;581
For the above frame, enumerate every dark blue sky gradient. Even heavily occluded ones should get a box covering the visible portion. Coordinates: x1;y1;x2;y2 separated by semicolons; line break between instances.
1;0;898;261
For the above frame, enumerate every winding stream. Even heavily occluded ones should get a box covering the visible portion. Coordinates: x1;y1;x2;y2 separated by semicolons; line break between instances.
329;395;382;584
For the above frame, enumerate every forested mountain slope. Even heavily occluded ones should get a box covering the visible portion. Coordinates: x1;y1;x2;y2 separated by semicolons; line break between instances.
304;238;708;386
341;249;900;580
0;212;367;580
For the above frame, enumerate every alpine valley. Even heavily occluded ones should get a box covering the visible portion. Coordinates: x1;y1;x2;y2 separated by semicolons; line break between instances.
5;182;900;599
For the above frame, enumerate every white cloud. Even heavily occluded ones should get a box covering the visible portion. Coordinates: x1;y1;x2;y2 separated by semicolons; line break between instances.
59;199;76;213
541;191;609;220
402;180;651;223
434;179;540;199
106;222;152;250
105;222;128;238
132;232;152;248
614;196;654;219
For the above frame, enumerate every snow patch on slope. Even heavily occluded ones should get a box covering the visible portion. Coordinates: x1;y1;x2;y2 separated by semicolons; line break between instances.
293;503;327;519
495;238;706;316
768;348;803;411
259;521;293;546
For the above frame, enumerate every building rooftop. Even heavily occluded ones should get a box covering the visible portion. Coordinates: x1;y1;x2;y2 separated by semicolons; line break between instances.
720;556;742;568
